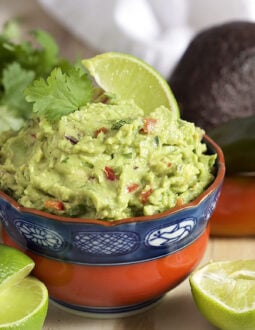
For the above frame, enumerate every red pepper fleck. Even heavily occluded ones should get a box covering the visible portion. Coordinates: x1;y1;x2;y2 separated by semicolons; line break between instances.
167;162;172;168
104;166;117;181
94;127;108;137
44;200;65;211
139;118;157;134
140;188;153;204
175;197;183;207
127;183;139;193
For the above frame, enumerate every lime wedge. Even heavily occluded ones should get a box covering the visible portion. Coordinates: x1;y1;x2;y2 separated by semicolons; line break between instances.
82;52;179;116
0;276;48;330
0;244;34;291
190;260;255;330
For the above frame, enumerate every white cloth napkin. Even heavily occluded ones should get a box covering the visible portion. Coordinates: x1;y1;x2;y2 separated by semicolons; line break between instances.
38;0;255;77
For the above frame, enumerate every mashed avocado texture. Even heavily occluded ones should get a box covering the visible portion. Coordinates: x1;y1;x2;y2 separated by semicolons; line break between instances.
0;101;216;220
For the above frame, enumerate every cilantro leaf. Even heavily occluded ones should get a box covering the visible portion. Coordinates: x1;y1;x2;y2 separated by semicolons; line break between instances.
0;22;73;132
32;29;59;62
0;20;74;131
32;29;72;76
1;20;21;42
1;62;34;118
0;105;24;133
111;119;132;130
25;66;93;121
0;29;61;79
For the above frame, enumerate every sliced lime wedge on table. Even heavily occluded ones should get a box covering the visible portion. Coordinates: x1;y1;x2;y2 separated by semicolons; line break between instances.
0;244;48;330
190;260;255;330
0;277;48;330
0;243;34;291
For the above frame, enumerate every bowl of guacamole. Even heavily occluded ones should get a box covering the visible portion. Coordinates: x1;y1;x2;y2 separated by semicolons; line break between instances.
0;54;225;317
0;102;217;221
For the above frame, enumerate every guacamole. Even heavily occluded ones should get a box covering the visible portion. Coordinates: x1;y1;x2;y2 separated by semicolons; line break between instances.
0;102;216;220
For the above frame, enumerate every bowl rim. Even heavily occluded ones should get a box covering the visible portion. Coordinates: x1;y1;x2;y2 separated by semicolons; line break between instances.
0;134;225;227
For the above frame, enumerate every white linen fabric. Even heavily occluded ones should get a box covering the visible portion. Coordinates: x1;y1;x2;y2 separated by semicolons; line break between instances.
38;0;255;77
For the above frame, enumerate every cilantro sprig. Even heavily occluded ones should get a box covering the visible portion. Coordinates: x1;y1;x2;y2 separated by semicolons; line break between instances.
25;66;94;122
0;21;70;132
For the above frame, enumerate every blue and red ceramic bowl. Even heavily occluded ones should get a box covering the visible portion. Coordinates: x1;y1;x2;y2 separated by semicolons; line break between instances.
0;135;225;317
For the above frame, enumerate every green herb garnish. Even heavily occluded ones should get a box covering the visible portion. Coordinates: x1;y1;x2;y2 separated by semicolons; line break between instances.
0;21;70;132
111;119;132;130
25;66;93;122
154;135;160;146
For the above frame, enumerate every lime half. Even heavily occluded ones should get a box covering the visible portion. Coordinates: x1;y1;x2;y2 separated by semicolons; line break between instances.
82;52;179;116
190;260;255;330
0;276;48;330
0;244;34;291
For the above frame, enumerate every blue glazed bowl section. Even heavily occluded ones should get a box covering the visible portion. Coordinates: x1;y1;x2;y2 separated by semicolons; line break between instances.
0;184;221;266
0;134;225;270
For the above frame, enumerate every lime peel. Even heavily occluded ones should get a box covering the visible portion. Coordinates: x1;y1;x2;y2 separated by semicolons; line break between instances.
0;244;34;291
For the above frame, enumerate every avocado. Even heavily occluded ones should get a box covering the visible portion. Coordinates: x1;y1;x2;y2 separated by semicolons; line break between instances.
168;21;255;131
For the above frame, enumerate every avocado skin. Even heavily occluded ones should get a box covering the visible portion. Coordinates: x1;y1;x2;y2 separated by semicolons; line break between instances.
168;21;255;131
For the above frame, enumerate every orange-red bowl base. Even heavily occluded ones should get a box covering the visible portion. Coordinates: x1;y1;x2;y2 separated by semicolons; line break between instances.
2;227;209;308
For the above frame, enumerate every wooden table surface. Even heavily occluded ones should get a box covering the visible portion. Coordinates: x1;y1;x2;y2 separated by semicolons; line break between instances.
0;1;254;329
